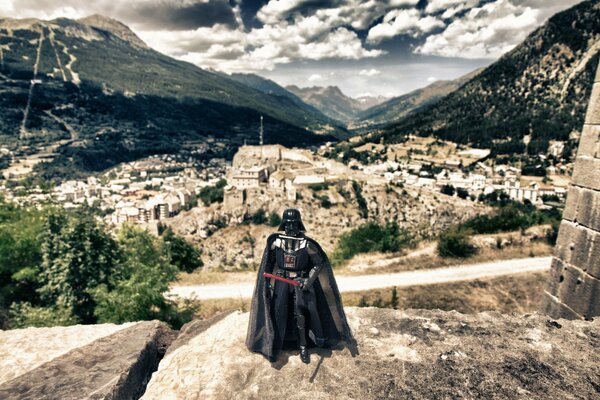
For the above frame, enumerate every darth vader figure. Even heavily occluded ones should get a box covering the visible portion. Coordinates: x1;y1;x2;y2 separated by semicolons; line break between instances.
246;208;354;364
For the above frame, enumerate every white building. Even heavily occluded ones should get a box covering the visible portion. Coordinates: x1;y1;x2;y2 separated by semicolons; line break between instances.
230;166;268;188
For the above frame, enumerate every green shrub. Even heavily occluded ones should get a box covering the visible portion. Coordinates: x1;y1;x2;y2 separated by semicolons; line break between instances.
0;200;46;309
478;190;511;206
269;211;282;227
352;181;368;219
318;195;332;209
441;184;455;196
199;179;227;206
437;227;476;258
4;206;195;329
308;183;329;191
332;221;411;265
9;302;78;328
462;203;561;235
38;212;121;324
546;221;560;245
91;225;190;328
456;187;469;199
162;228;203;273
251;208;267;225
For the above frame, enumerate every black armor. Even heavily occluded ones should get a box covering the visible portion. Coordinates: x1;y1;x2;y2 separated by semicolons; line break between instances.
246;208;355;364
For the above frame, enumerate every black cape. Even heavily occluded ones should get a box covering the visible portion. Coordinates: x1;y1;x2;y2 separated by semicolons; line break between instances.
246;233;356;361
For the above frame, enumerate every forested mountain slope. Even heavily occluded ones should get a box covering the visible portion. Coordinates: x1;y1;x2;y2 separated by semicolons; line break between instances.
378;1;600;155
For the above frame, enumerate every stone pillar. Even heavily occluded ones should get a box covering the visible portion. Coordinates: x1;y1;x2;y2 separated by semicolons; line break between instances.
540;63;600;320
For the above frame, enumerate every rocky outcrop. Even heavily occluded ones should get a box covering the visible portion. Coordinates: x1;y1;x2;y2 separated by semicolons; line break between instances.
170;183;487;271
0;321;175;400
142;308;600;400
0;308;596;399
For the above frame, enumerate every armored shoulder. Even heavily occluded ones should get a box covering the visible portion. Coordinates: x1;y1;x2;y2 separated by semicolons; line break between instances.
269;233;286;250
266;233;280;247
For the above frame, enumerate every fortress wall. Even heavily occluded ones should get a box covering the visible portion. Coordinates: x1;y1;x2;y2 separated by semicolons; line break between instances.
540;63;600;320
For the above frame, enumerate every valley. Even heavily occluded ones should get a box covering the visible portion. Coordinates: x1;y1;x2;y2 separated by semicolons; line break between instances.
1;1;599;398
0;0;596;334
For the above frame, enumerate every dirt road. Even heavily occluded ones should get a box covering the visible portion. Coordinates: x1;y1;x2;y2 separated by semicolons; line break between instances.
169;256;552;300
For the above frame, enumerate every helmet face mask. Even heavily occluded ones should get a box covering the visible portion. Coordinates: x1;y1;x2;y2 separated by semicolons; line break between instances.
284;220;301;236
278;208;306;235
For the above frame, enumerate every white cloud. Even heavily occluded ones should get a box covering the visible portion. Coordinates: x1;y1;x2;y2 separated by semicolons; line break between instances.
359;68;381;77
257;0;420;29
308;73;325;82
419;1;537;58
416;0;582;59
427;76;437;82
425;0;478;15
0;0;583;74
367;9;444;44
140;13;385;73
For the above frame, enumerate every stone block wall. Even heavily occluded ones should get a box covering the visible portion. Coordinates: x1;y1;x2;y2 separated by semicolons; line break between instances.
540;63;600;320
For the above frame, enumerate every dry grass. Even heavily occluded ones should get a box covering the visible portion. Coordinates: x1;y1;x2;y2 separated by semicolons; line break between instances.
342;272;547;314
177;232;554;287
337;240;553;276
176;270;255;286
182;272;548;320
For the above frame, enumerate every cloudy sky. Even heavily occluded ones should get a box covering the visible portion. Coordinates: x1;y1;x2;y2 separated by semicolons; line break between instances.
1;0;583;97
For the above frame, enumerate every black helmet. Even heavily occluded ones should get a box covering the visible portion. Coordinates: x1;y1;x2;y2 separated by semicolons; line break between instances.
278;208;306;233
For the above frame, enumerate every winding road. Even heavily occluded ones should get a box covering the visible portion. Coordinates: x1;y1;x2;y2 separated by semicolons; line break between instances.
169;256;552;300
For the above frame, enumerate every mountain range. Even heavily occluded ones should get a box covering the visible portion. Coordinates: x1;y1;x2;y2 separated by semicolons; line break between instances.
286;85;388;123
356;69;483;128
284;70;487;131
1;0;599;180
0;15;344;178
376;0;600;156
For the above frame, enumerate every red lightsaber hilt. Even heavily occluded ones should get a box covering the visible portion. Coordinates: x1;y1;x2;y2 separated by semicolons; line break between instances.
263;272;300;286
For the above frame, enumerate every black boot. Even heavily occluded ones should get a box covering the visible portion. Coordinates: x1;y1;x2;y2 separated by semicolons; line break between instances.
300;345;310;364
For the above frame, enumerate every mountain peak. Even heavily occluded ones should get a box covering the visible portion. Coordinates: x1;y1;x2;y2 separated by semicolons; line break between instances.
77;14;148;49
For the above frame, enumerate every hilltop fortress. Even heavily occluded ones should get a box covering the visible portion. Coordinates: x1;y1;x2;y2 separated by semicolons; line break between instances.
223;144;370;209
173;142;485;270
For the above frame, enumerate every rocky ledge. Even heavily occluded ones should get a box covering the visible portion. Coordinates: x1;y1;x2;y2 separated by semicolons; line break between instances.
1;308;598;399
0;321;175;400
143;308;599;399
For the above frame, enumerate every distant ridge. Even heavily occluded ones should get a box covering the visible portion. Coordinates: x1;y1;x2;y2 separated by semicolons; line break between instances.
286;85;388;122
377;0;600;154
0;15;345;179
356;69;482;128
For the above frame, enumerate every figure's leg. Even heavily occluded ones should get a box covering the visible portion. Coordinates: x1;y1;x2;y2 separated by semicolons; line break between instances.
294;290;310;364
304;289;326;347
271;280;290;356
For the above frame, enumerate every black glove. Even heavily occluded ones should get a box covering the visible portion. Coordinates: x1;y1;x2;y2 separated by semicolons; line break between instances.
295;277;307;290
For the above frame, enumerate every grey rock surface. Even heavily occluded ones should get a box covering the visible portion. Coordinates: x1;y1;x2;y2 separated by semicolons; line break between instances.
0;322;136;385
0;321;175;400
141;307;600;400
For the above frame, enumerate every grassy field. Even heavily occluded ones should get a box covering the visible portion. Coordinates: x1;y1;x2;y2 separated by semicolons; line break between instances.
183;271;547;320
